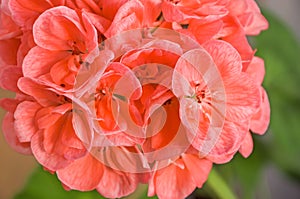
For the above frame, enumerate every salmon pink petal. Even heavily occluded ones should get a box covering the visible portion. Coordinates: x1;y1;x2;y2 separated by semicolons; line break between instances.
0;10;22;40
31;131;72;170
93;63;144;140
9;0;63;29
149;159;196;199
94;146;147;173
52;103;72;114
245;56;265;84
18;77;62;107
59;113;86;150
14;101;41;142
172;48;215;98
162;0;227;23
104;62;142;100
66;0;102;14
189;19;223;44
17;31;35;66
225;0;247;16
2;113;32;154
42;113;71;153
97;167;138;198
39;109;86;160
161;0;186;22
36;107;62;129
98;0;128;21
22;46;69;78
85;12;111;34
102;133;142;147
188;112;210;151
63;147;87;161
38;104;86;160
243;0;268;35
239;131;253;158
104;0;144;38
204;40;260;121
121;44;181;69
227;0;268;35
143;97;181;152
33;6;97;51
57;154;104;191
224;73;260;121
49;57;74;86
222;27;255;68
0;98;19;112
143;88;174;124
250;88;270;135
207;121;248;164
238;12;269;35
0;39;20;65
182;154;212;187
139;0;162;26
203;40;242;77
0;65;22;92
1;0;11;15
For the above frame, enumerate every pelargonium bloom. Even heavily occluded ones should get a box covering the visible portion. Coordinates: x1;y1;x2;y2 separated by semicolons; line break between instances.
22;6;99;90
0;1;269;199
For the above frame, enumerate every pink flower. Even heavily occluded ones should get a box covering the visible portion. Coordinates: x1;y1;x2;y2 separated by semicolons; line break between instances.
23;6;98;89
172;40;260;164
15;77;86;170
0;1;270;198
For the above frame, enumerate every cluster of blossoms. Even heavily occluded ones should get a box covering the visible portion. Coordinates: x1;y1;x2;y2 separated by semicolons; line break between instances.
0;0;270;198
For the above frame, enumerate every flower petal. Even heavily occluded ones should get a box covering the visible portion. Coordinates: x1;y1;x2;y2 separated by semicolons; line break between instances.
22;46;69;79
97;167;138;198
31;131;72;170
206;120;249;164
244;56;265;84
203;40;242;77
182;154;212;188
18;77;61;107
0;65;22;92
2;113;32;154
33;6;97;51
250;88;270;135
9;0;63;29
14;101;41;142
0;39;20;65
104;0;144;38
57;154;104;191
149;159;196;199
239;131;253;158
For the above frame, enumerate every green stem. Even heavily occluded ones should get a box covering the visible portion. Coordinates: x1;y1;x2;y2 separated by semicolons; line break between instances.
206;168;237;199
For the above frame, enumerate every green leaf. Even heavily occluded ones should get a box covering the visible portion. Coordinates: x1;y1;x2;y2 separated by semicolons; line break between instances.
205;168;237;199
255;10;300;179
14;166;105;199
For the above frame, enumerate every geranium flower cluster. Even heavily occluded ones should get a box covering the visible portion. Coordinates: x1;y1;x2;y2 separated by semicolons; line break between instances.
0;0;270;198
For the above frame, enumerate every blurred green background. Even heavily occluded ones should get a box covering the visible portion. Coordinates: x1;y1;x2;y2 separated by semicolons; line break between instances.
1;1;300;199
